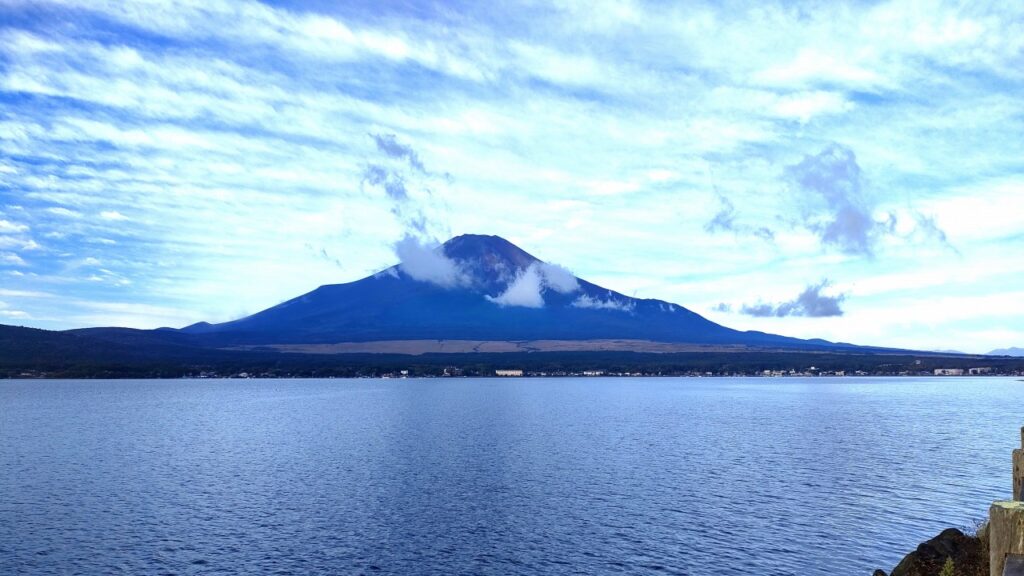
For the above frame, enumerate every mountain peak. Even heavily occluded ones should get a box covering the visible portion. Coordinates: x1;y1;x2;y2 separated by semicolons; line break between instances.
442;234;539;268
437;234;541;292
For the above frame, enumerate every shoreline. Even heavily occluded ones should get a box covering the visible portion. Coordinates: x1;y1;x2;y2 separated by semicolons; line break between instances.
5;374;1024;381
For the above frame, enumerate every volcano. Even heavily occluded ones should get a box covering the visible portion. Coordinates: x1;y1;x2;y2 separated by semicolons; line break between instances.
169;234;860;354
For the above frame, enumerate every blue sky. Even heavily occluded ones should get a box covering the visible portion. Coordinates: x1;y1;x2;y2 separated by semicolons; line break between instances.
0;0;1022;353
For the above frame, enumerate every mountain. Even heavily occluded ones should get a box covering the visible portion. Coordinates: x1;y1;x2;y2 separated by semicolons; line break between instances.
9;234;1024;377
169;234;864;352
988;347;1024;357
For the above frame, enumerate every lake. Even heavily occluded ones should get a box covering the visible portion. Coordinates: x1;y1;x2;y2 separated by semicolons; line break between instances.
1;377;1020;575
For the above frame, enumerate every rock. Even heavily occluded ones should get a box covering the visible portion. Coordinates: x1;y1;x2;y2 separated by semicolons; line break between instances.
883;528;987;576
874;570;889;576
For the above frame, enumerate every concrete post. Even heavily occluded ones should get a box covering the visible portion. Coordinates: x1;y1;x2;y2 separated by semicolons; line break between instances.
990;501;1024;576
993;429;1024;576
1016;427;1024;502
1015;449;1024;502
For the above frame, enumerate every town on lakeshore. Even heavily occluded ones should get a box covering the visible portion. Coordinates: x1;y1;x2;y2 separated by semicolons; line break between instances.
9;361;1021;381
190;365;1024;379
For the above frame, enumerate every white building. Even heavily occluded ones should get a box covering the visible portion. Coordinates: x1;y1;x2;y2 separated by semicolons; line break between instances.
934;368;965;376
495;369;523;377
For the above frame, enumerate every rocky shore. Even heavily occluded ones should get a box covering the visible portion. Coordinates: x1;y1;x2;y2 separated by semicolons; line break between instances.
875;425;1024;575
874;525;988;576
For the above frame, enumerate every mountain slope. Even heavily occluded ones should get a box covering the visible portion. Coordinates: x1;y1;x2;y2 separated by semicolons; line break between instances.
989;347;1024;357
177;234;863;352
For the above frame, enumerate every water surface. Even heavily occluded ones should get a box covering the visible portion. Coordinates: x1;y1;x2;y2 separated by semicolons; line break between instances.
1;377;1020;575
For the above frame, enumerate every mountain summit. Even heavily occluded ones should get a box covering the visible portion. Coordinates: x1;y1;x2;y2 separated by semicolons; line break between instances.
178;234;858;352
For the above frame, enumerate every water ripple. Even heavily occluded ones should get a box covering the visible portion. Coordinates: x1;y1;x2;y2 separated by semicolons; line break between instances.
1;377;1019;575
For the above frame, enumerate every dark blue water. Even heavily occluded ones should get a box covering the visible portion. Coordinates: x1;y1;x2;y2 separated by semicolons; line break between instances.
1;377;1020;575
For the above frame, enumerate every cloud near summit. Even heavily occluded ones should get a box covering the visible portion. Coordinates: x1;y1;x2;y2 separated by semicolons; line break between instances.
363;133;465;288
486;262;580;308
393;235;468;288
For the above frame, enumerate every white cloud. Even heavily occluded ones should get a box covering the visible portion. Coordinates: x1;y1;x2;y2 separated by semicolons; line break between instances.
773;91;854;123
571;293;635;312
754;50;884;90
0;289;53;298
99;210;128;221
0;237;26;249
538;262;579;294
585;179;643;196
46;206;81;218
646;169;678;183
5;0;491;83
393;235;468;288
487;265;545;308
0;219;29;233
1;252;27;266
62;301;196;329
925;179;1024;242
485;262;580;308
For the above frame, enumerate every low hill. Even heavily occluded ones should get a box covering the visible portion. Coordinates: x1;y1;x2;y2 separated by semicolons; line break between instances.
989;347;1024;357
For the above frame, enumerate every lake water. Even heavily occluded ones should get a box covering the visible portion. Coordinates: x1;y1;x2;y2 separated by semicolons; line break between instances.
1;377;1020;575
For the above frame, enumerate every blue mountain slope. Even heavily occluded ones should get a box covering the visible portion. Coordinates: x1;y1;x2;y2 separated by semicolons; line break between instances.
988;347;1024;357
181;234;861;351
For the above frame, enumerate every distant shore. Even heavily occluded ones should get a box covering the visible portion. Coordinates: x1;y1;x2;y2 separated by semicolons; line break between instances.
6;372;1024;380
